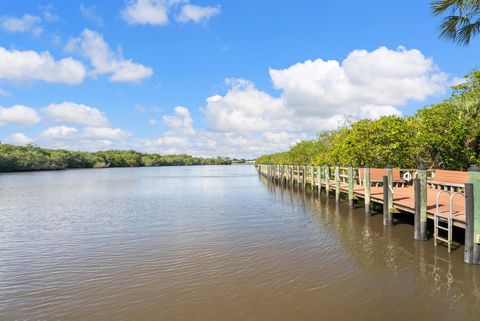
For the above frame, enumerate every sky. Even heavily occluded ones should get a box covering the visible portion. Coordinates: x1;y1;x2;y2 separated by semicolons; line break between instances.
0;0;478;158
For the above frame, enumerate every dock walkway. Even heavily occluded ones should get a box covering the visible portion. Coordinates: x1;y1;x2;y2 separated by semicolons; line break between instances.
256;164;480;265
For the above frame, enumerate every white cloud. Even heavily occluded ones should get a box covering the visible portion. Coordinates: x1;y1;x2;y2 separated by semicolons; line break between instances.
204;47;446;135
3;133;33;145
204;79;288;133
43;102;109;127
269;46;446;118
121;0;170;25
80;4;104;26
65;29;153;82
82;127;131;140
176;4;220;23
162;106;194;133
0;47;86;84
0;105;41;126
148;118;157;125
0;14;43;36
41;126;78;140
153;135;189;146
121;0;220;26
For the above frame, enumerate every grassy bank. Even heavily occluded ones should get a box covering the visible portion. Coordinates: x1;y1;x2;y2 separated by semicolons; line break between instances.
256;70;480;171
0;144;231;172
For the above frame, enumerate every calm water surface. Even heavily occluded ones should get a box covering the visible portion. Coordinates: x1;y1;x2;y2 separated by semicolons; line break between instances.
0;165;479;320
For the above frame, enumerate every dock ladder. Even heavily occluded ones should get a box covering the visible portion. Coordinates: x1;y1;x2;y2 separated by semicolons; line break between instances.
434;191;464;253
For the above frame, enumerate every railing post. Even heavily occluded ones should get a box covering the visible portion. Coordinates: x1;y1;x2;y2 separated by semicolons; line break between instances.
383;175;392;226
348;164;354;208
415;164;428;240
364;166;371;215
325;166;331;196
335;165;340;202
317;165;322;196
386;166;393;212
467;165;480;264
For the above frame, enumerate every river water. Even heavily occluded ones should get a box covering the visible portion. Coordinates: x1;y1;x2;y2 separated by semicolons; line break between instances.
0;165;479;320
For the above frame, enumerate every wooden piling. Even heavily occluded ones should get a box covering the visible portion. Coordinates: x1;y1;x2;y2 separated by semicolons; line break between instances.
465;183;476;264
317;165;322;196
302;165;306;190
383;175;392;226
416;164;428;240
348;164;354;208
325;166;331;196
335;166;340;202
364;166;371;215
297;165;301;189
468;165;480;264
386;166;393;211
310;165;315;191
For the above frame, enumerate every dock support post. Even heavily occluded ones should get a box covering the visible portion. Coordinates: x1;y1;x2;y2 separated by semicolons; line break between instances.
325;166;331;196
466;165;480;264
297;165;301;189
310;165;315;191
335;165;340;202
364;166;371;215
386;166;393;212
383;175;392;226
348;164;354;208
415;165;428;240
302;165;306;190
317;165;322;196
281;164;285;185
465;183;476;264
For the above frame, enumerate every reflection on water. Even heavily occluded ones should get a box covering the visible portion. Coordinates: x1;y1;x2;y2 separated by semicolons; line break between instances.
0;166;479;320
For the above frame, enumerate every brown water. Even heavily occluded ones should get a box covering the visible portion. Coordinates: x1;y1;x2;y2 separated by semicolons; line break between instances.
0;165;479;321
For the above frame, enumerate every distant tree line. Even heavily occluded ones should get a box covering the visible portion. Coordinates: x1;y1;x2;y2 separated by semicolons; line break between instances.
256;70;480;171
0;145;231;172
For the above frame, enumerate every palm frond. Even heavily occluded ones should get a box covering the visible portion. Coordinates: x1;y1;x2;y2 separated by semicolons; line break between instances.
431;0;465;15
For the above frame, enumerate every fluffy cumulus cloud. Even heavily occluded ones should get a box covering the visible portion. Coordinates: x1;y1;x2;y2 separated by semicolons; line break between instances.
0;47;86;84
176;4;221;23
122;0;170;25
121;0;220;25
0;14;43;36
204;46;447;137
65;29;153;82
82;127;131;140
41;126;79;140
0;105;41;126
162;106;194;134
3;133;33;145
204;79;288;133
270;46;446;118
43;102;109;127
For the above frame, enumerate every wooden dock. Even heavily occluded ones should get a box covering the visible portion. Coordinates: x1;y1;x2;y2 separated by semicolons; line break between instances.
256;164;480;265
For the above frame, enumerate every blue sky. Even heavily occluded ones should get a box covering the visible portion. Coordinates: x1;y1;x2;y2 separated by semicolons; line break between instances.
0;0;478;158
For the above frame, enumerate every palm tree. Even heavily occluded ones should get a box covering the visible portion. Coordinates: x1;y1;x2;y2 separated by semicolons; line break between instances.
431;0;480;45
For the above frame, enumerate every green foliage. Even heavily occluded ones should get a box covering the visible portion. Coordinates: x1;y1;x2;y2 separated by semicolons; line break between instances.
0;145;231;172
256;68;480;170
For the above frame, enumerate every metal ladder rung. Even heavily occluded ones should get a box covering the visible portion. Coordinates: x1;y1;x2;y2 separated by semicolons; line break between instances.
435;236;449;243
435;225;449;231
